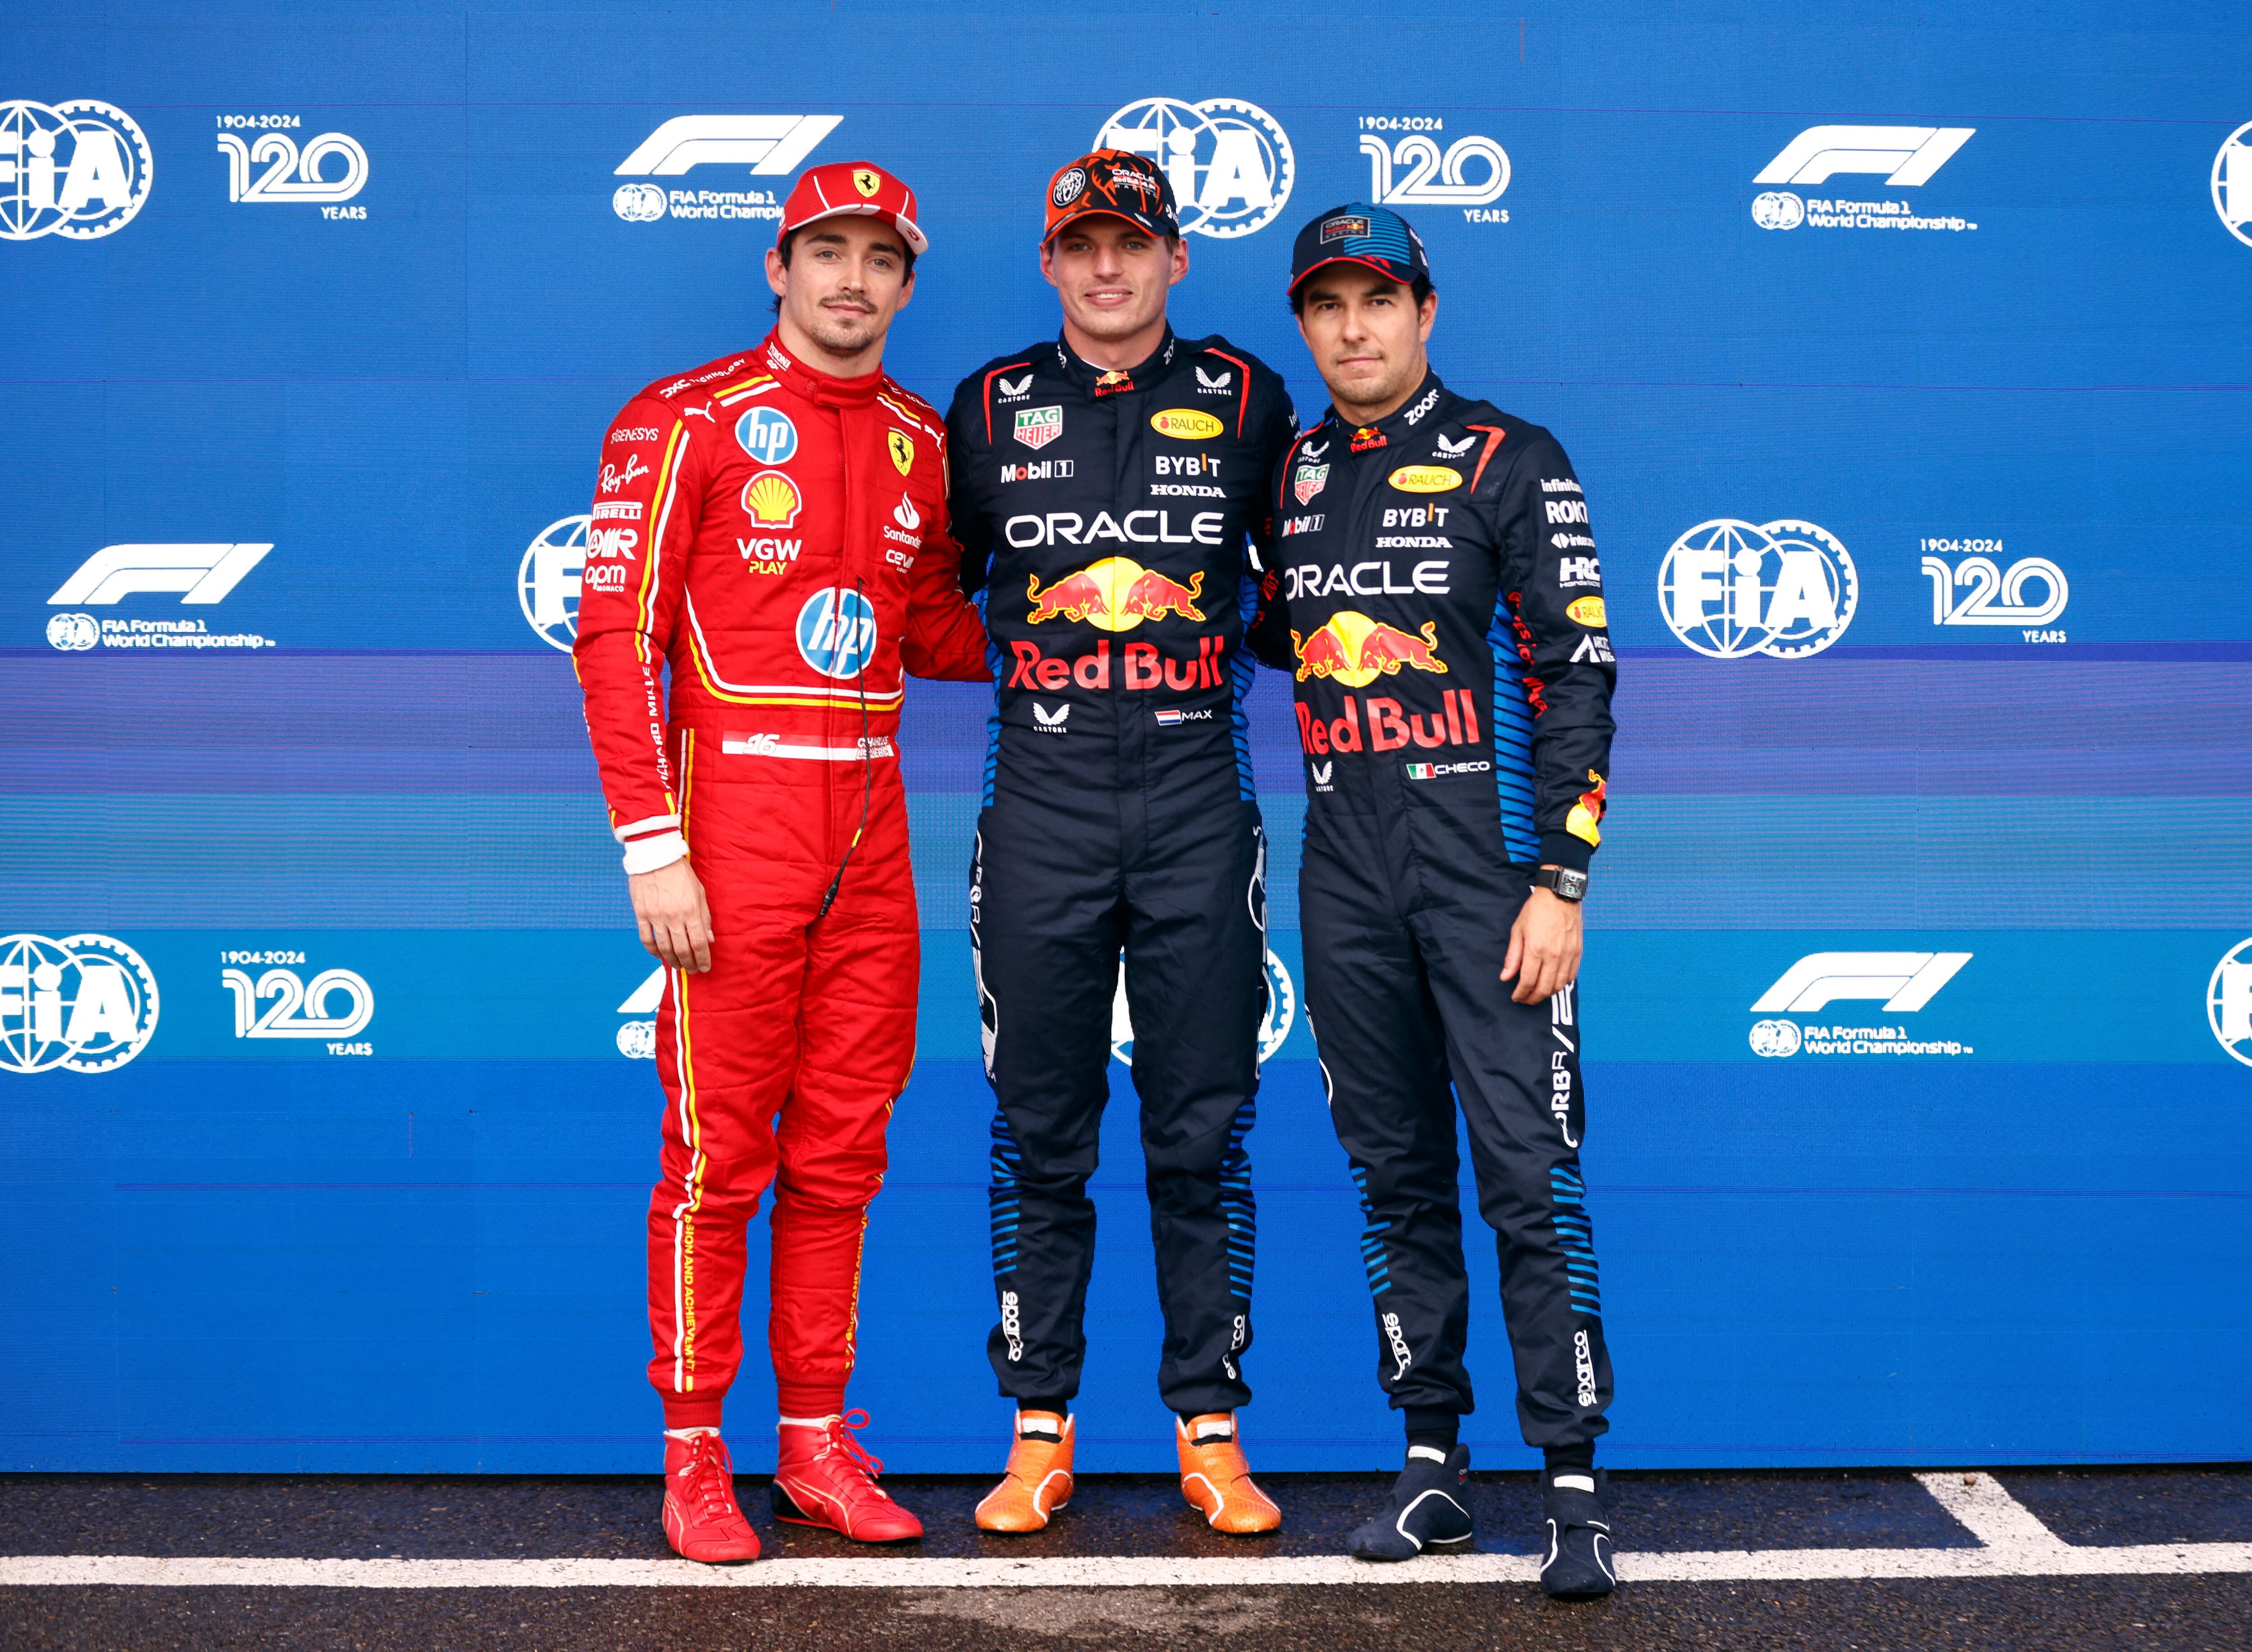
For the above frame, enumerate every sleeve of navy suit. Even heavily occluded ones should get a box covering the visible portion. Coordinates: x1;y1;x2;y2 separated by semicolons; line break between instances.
1486;429;1616;873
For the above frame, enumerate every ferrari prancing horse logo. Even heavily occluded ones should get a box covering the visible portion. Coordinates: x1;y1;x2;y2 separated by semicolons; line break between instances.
887;430;914;475
853;168;881;198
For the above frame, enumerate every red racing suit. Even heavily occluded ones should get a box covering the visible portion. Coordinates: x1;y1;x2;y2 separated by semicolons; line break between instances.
574;330;990;1428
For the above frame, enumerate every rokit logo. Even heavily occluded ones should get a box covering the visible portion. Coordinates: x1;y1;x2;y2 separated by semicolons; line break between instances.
0;100;152;241
1112;949;1298;1065
216;118;368;218
45;544;278;652
519;514;590;651
611;114;840;223
1747;950;1974;1059
1358;116;1511;224
1097;97;1294;237
0;932;160;1075
1659;518;1857;659
2209;937;2252;1068
221;952;375;1056
2216;122;2252;248
1921;540;2068;642
1751;124;1977;234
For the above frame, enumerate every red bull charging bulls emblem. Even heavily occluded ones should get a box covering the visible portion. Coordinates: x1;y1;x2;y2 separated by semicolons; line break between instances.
1291;610;1448;685
1026;557;1206;630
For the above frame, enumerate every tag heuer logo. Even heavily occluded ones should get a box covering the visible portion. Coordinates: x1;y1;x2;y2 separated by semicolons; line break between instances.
1014;405;1063;450
1294;463;1329;505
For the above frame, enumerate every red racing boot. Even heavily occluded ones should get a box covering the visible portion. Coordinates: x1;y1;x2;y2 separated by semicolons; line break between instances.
661;1430;761;1563
1177;1412;1283;1534
771;1409;925;1542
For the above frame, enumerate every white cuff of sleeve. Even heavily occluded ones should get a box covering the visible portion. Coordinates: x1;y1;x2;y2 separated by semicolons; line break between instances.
621;831;689;875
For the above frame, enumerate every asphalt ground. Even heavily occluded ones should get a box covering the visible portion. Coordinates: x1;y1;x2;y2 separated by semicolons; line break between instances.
2;1466;2247;1651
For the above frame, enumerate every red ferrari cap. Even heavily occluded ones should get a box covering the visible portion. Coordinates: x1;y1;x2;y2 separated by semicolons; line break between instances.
777;161;929;255
1044;149;1179;242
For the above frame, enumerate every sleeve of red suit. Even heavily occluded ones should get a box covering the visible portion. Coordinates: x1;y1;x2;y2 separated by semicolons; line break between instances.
572;396;703;874
899;433;994;683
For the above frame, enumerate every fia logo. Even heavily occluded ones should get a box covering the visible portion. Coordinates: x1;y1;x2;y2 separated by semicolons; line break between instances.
1097;97;1294;238
2211;938;2252;1067
0;932;160;1074
0;100;152;241
519;514;590;651
222;963;374;1045
1659;518;1857;659
218;129;368;210
1111;949;1298;1065
2217;123;2252;248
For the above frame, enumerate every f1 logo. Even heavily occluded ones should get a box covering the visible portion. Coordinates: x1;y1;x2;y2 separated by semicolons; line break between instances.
1755;126;1975;188
47;544;273;606
1751;952;1971;1014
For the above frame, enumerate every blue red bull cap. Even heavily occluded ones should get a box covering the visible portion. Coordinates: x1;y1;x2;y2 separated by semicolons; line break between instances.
1287;202;1431;295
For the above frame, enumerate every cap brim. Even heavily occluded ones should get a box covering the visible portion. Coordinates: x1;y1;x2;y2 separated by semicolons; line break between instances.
1044;204;1173;243
1287;252;1415;294
782;201;930;256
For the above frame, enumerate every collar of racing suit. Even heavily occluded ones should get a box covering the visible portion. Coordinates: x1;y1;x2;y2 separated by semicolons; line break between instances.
1324;366;1448;453
755;327;885;408
1050;326;1178;394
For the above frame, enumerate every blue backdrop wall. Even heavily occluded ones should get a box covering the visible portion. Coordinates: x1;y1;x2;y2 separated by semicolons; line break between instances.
4;0;2249;1474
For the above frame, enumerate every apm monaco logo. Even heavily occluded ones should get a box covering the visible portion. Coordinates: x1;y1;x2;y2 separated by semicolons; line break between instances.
45;544;278;651
217;121;368;217
1658;518;1858;659
2214;121;2252;249
1359;117;1510;223
1750;124;1976;234
0;99;152;241
611;114;840;223
1747;951;1973;1059
519;514;590;652
1096;97;1294;238
0;932;160;1074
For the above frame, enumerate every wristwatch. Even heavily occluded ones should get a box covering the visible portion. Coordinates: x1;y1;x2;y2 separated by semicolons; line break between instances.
1533;865;1588;903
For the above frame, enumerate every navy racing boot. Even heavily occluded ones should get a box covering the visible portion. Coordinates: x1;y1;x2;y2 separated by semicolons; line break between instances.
1348;1443;1475;1561
1539;1466;1616;1598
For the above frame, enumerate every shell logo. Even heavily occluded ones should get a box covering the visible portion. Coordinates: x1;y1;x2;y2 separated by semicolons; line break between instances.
1150;408;1225;440
1566;596;1607;627
740;470;803;529
1388;464;1463;494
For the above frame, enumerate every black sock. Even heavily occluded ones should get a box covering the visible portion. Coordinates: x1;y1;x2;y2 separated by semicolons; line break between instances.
1178;1411;1234;1444
1544;1443;1595;1478
1404;1407;1458;1455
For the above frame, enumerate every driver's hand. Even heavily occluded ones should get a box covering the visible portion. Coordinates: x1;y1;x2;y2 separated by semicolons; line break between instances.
629;858;713;973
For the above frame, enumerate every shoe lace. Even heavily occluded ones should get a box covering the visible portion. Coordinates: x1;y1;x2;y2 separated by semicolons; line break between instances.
681;1434;740;1519
820;1408;885;1481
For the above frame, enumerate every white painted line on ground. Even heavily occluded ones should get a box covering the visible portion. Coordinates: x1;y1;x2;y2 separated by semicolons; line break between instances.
4;1473;2243;1589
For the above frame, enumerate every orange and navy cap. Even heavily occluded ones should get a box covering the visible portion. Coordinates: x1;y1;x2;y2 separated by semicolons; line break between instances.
777;160;929;255
1044;149;1180;243
1288;201;1431;295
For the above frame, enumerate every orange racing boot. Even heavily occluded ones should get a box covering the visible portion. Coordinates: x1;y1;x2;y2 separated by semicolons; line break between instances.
1176;1412;1281;1534
771;1409;925;1542
661;1430;761;1563
974;1410;1076;1532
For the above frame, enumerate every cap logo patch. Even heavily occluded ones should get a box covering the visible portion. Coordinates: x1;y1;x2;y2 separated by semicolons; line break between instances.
852;168;881;198
1321;214;1371;243
1052;167;1088;207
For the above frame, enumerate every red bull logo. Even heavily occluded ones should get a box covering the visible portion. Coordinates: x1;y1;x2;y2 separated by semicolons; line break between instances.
1026;556;1206;630
1566;769;1607;847
1294;687;1485;759
1291;610;1448;686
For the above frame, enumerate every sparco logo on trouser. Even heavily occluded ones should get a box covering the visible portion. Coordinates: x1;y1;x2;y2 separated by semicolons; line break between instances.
1383;1310;1412;1380
1574;1329;1597;1407
1001;1289;1024;1362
